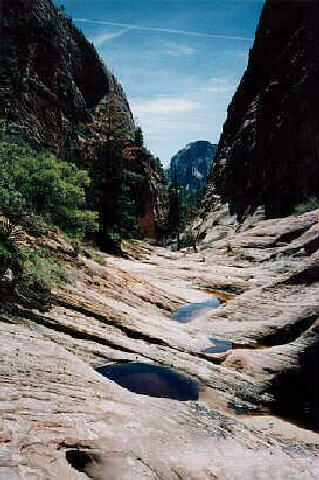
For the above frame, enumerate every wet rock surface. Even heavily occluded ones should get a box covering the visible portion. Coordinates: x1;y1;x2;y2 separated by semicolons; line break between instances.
0;209;318;478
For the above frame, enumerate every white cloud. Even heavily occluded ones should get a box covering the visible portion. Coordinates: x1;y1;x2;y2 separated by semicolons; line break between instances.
75;18;252;41
90;28;132;47
196;75;237;93
161;42;196;57
199;86;234;93
128;81;238;165
130;97;200;115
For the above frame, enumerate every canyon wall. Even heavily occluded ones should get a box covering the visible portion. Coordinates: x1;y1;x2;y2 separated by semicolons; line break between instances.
0;0;167;239
166;141;217;200
203;0;318;220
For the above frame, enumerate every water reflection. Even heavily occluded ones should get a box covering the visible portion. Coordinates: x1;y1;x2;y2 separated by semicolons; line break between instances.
171;297;219;323
96;362;202;400
201;338;233;354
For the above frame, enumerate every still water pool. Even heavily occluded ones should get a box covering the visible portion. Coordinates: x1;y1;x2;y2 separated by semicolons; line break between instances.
171;297;220;323
201;338;233;354
96;362;202;400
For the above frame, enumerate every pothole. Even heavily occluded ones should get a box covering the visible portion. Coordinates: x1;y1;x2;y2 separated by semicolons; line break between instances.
171;297;219;323
96;362;203;400
65;449;92;473
201;338;233;354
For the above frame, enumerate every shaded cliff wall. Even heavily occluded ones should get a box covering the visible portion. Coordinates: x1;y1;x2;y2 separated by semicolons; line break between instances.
203;0;318;220
167;141;217;198
0;0;167;238
125;148;168;240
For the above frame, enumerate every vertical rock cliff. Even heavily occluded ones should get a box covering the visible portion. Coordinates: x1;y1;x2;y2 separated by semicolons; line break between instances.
203;0;318;220
166;141;217;199
0;0;168;239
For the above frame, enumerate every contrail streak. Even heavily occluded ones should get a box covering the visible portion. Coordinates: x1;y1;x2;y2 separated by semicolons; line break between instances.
92;27;133;47
74;18;252;41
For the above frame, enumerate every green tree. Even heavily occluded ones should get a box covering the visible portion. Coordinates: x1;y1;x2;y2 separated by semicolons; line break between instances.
134;127;144;148
167;167;181;249
0;140;98;237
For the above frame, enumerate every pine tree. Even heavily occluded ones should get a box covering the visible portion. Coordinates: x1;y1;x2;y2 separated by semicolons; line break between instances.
167;167;181;250
134;127;144;148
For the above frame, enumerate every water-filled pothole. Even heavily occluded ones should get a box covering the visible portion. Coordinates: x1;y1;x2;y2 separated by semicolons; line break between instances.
201;338;233;354
171;297;219;323
96;362;202;400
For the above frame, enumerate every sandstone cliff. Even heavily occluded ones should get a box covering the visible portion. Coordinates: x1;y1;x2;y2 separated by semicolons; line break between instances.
0;0;167;239
1;1;318;478
203;0;318;220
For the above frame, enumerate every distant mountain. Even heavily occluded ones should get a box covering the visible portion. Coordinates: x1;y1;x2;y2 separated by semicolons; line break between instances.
166;141;217;199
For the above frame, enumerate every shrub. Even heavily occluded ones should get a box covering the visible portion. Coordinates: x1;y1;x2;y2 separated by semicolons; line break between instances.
19;246;70;291
134;127;144;148
0;221;53;310
0;218;23;278
82;246;108;266
294;196;318;215
0;218;70;301
0;140;98;237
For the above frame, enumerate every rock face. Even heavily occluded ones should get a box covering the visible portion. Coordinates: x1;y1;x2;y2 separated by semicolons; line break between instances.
167;141;217;199
0;0;167;238
118;147;168;240
1;1;318;477
1;209;318;478
203;0;318;219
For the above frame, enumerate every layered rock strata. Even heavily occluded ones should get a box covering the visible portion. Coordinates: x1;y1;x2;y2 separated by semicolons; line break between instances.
203;0;318;219
0;209;318;478
0;0;168;238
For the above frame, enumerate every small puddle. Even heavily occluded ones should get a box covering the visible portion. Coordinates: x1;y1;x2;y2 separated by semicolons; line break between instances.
201;338;233;354
96;362;203;401
171;297;219;323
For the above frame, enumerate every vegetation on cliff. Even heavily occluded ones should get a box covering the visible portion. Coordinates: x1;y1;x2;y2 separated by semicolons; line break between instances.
1;0;168;246
0;139;98;237
0;138;96;303
165;142;217;243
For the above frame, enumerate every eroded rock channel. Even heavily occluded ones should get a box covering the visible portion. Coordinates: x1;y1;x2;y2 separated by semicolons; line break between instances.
1;210;318;479
0;0;317;477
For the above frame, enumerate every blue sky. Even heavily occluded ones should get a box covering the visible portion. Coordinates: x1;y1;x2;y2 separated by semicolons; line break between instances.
60;0;264;165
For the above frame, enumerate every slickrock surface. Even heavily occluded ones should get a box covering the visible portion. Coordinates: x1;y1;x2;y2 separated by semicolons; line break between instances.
1;210;318;479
